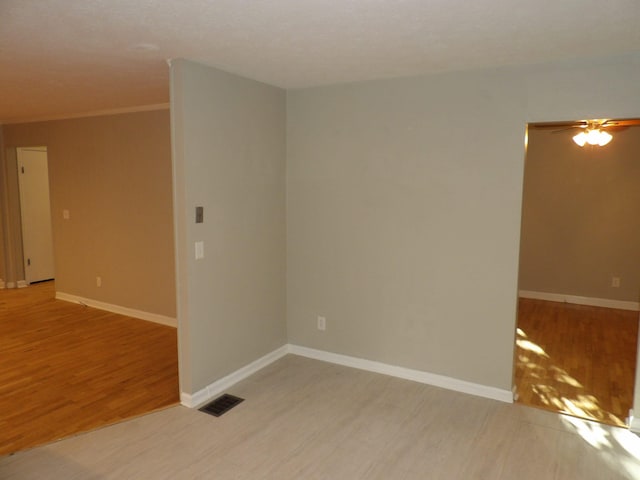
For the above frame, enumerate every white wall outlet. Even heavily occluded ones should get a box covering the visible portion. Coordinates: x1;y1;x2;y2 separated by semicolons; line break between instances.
612;276;621;288
96;276;102;287
62;209;70;220
317;316;326;331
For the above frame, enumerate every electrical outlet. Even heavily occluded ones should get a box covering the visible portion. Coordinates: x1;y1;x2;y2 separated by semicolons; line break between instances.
96;276;102;287
612;277;621;288
317;316;326;331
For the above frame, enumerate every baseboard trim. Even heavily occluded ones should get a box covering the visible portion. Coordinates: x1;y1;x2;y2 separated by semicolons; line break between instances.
55;291;177;327
179;343;514;410
17;280;28;288
288;345;514;404
519;290;639;312
628;410;640;434
180;345;289;408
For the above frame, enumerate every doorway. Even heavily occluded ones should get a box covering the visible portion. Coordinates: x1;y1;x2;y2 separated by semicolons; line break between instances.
16;146;55;284
514;121;640;427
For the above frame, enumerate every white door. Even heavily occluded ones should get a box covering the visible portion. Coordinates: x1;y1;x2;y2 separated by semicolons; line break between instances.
17;147;55;284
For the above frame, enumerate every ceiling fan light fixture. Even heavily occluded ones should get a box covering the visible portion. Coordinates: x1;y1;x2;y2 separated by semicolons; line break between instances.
572;128;612;147
596;130;612;146
572;131;587;146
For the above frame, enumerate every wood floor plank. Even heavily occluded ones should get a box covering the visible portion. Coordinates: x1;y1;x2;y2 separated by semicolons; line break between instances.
514;298;638;427
0;281;179;455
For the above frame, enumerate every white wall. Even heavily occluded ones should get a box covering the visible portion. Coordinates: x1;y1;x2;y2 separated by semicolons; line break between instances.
286;53;640;393
170;59;287;395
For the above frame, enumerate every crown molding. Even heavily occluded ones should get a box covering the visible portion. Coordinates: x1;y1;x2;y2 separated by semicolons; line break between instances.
3;103;170;125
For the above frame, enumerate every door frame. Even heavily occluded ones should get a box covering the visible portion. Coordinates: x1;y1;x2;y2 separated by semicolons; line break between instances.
16;146;55;284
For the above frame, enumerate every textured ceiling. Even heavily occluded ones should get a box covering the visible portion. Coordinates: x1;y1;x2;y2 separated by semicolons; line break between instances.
2;0;640;123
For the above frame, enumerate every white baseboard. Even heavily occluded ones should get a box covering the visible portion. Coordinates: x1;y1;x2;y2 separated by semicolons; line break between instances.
180;344;514;411
288;345;514;404
519;290;639;312
55;291;177;327
180;345;289;408
1;280;28;289
628;410;640;434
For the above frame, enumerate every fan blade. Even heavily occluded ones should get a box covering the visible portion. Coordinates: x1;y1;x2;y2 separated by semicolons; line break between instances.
602;126;629;132
602;119;640;128
530;121;587;130
550;126;584;134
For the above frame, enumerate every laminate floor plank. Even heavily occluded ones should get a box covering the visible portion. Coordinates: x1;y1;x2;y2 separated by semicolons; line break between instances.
0;281;179;455
2;355;638;479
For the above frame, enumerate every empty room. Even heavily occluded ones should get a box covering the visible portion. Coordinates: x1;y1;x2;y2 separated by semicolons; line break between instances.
2;1;640;479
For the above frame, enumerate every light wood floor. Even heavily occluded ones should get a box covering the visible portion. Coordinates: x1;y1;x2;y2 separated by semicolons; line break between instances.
0;282;179;455
2;355;639;479
514;298;638;427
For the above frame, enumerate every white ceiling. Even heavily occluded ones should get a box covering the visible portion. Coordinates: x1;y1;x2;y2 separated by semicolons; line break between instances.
2;0;640;123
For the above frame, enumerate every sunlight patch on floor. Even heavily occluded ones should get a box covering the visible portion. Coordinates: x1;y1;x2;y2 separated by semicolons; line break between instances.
612;427;640;459
516;338;549;358
562;415;640;479
515;327;626;427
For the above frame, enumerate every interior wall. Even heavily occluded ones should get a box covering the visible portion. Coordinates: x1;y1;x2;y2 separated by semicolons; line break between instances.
0;128;7;284
0;138;26;287
286;52;640;392
2;109;176;317
170;59;287;394
519;127;640;303
287;70;526;390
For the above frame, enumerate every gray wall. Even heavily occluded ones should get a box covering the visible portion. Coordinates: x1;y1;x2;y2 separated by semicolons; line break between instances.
286;53;640;392
286;71;526;389
519;127;640;303
170;59;287;394
168;52;640;401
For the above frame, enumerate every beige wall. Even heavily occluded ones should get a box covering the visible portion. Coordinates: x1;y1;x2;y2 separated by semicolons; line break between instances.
2;109;176;317
0;128;7;282
286;53;640;392
519;127;640;303
170;59;287;394
0;142;27;285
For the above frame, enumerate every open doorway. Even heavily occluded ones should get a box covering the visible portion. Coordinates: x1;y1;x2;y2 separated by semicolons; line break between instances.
0;110;179;454
514;119;640;427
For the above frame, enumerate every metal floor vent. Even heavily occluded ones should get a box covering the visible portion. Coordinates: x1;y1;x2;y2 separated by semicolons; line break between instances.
199;394;244;417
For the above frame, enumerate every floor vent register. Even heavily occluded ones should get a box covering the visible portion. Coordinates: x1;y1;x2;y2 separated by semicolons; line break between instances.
199;394;245;417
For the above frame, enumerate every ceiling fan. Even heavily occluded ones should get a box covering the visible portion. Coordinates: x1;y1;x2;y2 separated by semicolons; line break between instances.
530;118;640;147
